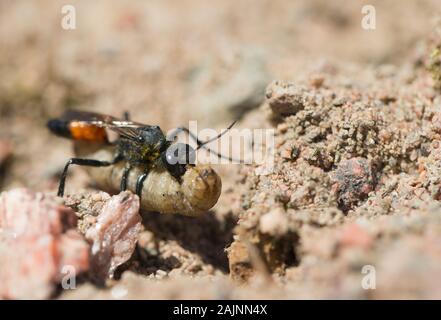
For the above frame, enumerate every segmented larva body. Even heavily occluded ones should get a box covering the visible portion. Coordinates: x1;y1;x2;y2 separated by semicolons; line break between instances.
73;142;222;216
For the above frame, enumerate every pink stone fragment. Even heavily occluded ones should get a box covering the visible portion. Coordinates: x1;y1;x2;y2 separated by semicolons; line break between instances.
0;189;89;299
85;191;141;279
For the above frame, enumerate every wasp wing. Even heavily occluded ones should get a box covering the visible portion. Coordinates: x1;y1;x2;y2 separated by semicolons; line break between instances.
59;110;146;140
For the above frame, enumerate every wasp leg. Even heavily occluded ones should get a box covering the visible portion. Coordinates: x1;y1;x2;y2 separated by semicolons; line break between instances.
135;171;149;199
58;156;122;197
120;164;132;191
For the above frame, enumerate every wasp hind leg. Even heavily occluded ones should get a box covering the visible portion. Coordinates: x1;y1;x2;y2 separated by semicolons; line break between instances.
57;155;122;197
135;171;149;200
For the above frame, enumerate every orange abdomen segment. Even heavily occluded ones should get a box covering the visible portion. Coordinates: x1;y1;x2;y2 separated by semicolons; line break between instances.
69;122;108;142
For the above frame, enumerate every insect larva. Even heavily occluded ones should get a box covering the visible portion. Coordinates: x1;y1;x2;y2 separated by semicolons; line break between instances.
73;142;222;216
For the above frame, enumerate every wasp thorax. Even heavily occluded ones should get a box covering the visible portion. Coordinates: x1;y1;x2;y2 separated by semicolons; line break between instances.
165;143;196;165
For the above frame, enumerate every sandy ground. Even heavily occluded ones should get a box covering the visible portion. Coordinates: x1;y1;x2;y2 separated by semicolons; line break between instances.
1;0;441;299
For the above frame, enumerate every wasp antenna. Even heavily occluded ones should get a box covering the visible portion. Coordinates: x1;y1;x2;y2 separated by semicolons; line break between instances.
196;120;237;150
196;120;244;163
168;120;244;163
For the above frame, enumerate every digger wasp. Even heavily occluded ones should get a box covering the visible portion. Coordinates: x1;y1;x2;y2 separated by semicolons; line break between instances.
47;110;236;215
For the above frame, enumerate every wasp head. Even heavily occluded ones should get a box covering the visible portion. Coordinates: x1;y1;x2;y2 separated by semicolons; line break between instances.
162;143;196;181
136;126;167;151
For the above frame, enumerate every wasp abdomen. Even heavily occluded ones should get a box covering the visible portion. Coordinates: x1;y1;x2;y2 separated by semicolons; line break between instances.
47;119;108;142
47;119;72;138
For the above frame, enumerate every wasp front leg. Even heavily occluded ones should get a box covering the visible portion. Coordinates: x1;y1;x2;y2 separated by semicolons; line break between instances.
58;155;122;197
135;171;149;199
